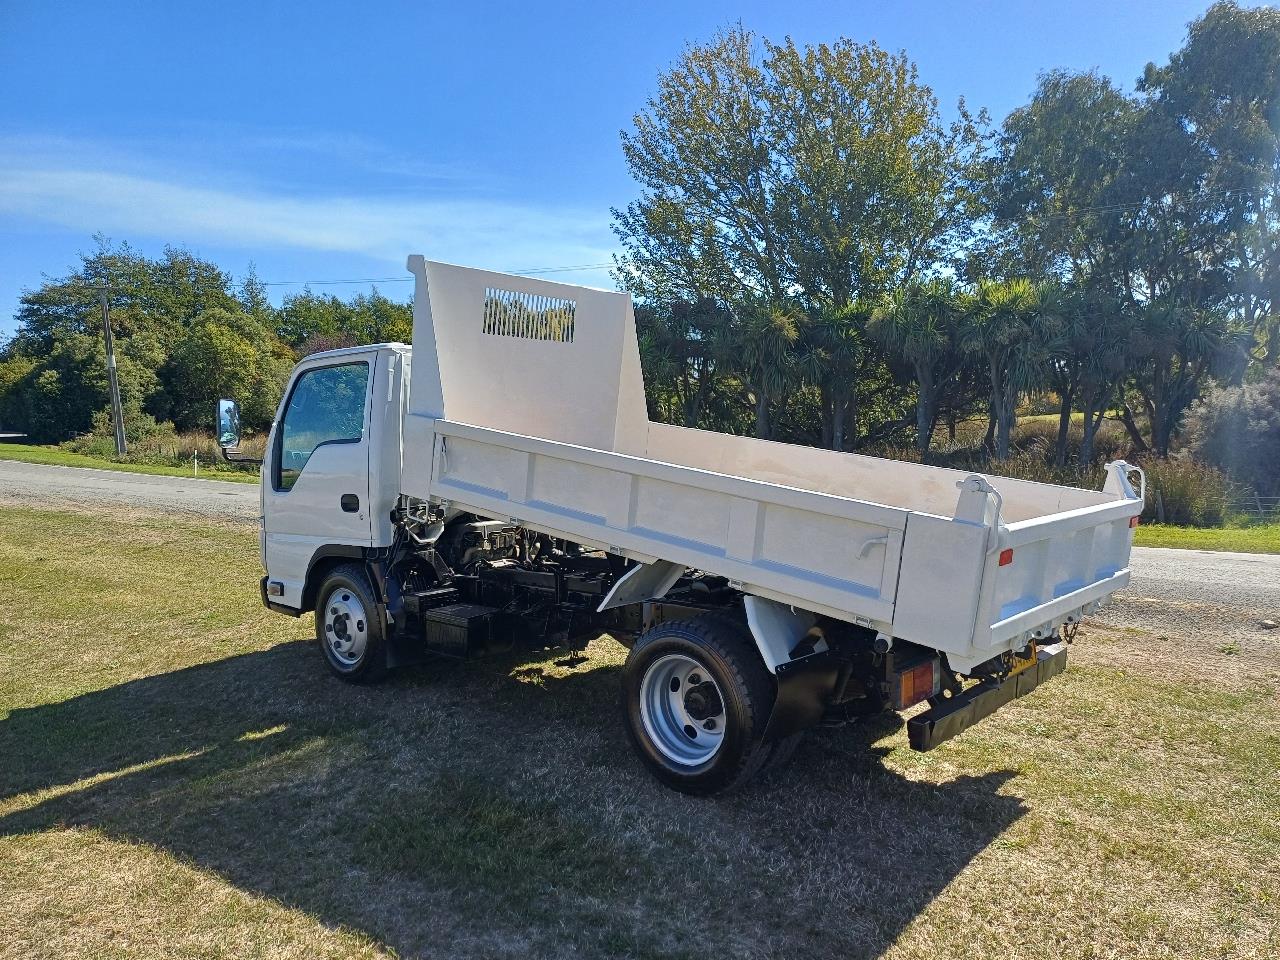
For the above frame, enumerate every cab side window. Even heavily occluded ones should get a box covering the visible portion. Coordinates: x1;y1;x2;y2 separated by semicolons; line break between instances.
275;362;369;491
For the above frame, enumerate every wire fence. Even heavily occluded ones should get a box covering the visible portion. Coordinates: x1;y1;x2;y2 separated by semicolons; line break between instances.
1149;491;1280;524
1227;494;1280;522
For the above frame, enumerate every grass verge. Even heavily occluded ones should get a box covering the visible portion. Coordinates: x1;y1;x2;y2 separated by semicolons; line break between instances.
1135;522;1280;553
1;505;1277;959
0;442;259;483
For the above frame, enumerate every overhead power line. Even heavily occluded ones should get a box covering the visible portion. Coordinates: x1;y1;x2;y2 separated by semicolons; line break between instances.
258;261;615;287
259;276;408;286
1013;184;1264;228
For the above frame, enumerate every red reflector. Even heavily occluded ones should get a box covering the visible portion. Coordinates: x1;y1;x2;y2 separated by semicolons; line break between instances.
898;660;941;709
998;548;1014;566
1129;516;1140;528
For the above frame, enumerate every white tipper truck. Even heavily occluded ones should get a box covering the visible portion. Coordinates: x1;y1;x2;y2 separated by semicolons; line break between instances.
216;257;1145;795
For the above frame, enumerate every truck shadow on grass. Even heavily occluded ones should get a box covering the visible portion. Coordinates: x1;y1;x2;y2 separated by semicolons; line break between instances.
0;638;1024;960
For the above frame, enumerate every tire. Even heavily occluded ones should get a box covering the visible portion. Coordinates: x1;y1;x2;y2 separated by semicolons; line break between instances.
314;563;388;683
621;614;778;796
761;731;804;775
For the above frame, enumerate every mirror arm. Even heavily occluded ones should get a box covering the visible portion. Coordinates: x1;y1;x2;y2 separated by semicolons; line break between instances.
219;447;263;466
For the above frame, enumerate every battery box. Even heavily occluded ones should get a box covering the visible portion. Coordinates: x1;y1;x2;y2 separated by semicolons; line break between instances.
421;603;498;657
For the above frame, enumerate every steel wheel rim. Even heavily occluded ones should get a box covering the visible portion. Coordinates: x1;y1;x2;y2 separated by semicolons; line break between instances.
639;653;727;767
322;586;368;667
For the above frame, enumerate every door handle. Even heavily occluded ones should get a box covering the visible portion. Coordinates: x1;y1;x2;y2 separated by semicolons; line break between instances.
340;494;360;513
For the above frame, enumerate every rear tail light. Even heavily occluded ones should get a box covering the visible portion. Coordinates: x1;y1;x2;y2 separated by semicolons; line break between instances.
998;548;1014;566
895;659;941;710
1129;516;1140;528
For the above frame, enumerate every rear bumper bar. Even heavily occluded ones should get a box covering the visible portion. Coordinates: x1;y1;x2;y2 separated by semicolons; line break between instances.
907;644;1068;751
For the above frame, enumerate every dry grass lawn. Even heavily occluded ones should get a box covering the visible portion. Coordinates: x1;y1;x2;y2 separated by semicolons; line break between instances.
2;505;1278;959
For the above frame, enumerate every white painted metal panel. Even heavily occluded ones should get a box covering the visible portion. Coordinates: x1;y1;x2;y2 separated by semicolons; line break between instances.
405;256;649;456
420;420;905;627
645;421;1114;523
891;513;989;654
977;498;1140;652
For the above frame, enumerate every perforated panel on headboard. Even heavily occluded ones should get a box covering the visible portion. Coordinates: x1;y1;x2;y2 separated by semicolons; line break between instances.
405;257;649;456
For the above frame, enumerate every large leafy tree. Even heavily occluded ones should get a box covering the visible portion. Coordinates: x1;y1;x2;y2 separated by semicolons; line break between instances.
613;27;986;442
0;240;413;443
615;27;987;307
982;5;1280;459
1;240;244;441
1139;1;1280;374
0;240;297;440
984;72;1152;462
986;70;1140;288
275;289;412;352
157;307;293;432
8;238;242;356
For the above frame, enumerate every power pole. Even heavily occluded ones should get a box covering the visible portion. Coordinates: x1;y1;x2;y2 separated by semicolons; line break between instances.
98;290;128;456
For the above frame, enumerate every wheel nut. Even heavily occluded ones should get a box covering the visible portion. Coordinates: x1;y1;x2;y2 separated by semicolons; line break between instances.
689;673;701;684
703;718;716;731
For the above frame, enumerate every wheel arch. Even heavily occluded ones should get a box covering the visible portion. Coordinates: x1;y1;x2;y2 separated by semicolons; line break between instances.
302;545;368;612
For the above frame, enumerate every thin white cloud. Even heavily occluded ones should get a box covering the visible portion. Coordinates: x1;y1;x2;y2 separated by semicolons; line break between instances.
0;138;617;282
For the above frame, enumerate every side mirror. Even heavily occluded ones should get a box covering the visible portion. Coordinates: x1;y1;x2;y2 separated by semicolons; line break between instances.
215;399;263;465
216;399;242;449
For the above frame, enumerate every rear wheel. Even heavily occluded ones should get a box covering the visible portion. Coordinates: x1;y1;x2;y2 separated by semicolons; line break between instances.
315;563;388;682
621;615;777;795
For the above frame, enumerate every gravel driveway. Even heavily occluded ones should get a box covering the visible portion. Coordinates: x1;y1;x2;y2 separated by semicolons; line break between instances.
0;459;259;523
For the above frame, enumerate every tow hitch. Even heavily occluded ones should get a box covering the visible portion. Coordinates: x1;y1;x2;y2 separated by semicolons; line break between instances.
907;642;1069;751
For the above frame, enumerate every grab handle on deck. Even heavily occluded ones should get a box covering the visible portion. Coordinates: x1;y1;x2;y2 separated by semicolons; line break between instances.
955;475;1004;529
1104;460;1146;502
856;534;889;558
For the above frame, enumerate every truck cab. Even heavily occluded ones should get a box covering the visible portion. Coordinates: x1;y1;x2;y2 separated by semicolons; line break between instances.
254;344;410;613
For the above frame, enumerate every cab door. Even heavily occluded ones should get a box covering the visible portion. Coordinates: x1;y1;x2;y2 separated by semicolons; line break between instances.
263;356;373;610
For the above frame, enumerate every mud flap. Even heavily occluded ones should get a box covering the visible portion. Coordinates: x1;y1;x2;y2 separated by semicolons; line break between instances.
907;644;1069;751
761;649;842;742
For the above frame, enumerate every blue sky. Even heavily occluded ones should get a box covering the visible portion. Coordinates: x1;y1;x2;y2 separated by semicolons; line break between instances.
0;0;1241;337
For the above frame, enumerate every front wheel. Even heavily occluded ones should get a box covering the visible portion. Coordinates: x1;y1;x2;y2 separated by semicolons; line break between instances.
315;563;388;682
621;615;778;795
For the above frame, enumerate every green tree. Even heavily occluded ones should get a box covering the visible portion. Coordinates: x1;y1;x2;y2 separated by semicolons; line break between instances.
724;303;803;440
1126;301;1236;457
159;308;292;432
1139;1;1280;374
634;299;737;429
614;27;986;448
1047;289;1136;466
869;278;966;457
986;70;1139;287
800;302;867;451
615;28;986;308
275;289;412;352
961;279;1060;459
